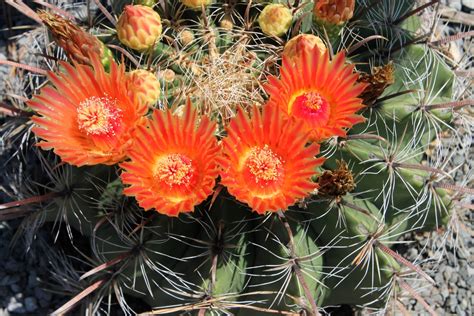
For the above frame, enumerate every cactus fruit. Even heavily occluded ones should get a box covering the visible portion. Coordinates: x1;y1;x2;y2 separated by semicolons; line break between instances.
180;0;213;9
258;4;293;37
125;69;161;107
116;5;163;51
282;34;326;64
1;1;472;315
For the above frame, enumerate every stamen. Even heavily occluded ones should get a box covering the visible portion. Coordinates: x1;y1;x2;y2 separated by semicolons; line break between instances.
246;145;283;183
77;96;122;136
154;154;194;187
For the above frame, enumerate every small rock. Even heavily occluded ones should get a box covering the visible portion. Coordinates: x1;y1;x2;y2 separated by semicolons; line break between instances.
0;275;19;286
435;273;444;284
463;0;474;11
0;286;8;298
447;294;457;313
27;272;38;288
406;248;418;261
440;285;450;300
24;297;38;312
34;287;52;302
0;307;10;316
456;306;467;316
446;0;462;10
450;272;459;284
6;297;24;314
443;266;454;281
4;260;21;273
9;284;20;294
457;247;468;260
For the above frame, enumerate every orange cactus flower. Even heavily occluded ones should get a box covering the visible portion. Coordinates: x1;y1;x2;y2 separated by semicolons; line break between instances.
28;57;147;166
120;102;221;216
265;46;367;142
219;105;324;214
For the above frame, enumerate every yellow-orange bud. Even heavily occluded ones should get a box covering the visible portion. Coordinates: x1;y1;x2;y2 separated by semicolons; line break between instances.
126;69;161;107
313;0;355;26
116;5;162;51
258;4;293;37
160;69;176;83
282;34;326;64
178;29;195;46
180;0;212;9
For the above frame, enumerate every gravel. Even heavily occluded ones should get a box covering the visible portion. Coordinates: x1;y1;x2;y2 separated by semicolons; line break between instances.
0;221;66;315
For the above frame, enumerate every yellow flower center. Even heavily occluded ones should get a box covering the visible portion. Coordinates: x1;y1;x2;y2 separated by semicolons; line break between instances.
154;154;194;187
245;145;283;183
295;91;326;111
77;96;122;136
289;90;331;129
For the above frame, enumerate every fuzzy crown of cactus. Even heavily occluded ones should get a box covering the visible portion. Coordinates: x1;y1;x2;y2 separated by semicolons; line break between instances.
1;1;472;315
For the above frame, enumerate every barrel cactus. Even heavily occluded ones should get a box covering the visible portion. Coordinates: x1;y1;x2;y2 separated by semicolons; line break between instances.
0;0;472;315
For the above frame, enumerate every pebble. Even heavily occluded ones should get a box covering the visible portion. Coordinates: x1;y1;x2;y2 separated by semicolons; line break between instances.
445;0;462;10
6;297;24;314
406;247;418;261
24;297;38;312
463;0;474;10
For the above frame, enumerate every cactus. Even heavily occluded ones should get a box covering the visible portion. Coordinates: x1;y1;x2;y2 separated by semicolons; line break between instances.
0;1;472;315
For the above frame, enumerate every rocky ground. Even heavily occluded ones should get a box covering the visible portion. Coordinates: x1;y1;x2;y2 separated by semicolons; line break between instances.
0;1;472;315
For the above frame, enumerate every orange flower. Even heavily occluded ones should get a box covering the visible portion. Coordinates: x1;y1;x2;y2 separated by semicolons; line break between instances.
120;102;220;216
219;105;324;214
265;46;366;142
28;57;147;166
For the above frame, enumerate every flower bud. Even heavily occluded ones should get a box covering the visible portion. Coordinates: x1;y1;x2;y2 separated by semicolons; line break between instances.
116;5;162;51
126;69;161;107
160;69;176;83
180;0;212;9
313;0;355;26
136;0;157;7
220;14;233;30
178;29;195;46
258;4;293;37
282;34;326;64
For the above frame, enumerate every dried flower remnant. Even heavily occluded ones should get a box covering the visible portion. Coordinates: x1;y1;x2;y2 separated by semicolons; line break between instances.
357;62;395;106
318;160;355;198
313;0;355;26
38;10;106;65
